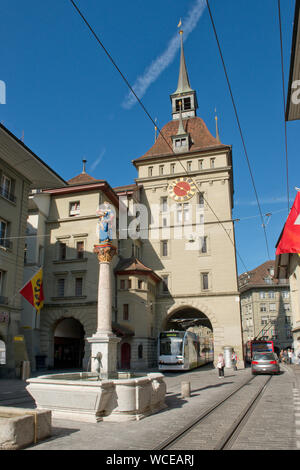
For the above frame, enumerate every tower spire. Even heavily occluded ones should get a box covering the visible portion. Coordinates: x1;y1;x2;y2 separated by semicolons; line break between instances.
175;30;193;95
170;27;198;120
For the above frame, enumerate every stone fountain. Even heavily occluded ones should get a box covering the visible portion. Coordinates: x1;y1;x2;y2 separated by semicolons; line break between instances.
26;203;166;423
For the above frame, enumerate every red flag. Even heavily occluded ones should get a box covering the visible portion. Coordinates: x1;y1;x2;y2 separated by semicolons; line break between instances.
19;268;44;312
276;192;300;255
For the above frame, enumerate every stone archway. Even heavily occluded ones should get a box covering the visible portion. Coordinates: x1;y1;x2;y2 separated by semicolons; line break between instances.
163;300;224;363
40;308;96;369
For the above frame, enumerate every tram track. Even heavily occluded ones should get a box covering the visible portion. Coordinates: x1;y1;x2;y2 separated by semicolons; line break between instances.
154;374;272;450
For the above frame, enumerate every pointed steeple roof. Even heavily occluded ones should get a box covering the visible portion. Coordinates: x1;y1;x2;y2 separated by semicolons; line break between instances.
174;32;193;95
170;30;198;119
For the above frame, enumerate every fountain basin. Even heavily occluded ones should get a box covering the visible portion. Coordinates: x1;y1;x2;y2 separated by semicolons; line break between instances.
26;372;167;423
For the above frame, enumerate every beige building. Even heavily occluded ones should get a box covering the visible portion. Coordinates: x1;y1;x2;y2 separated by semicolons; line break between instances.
21;34;244;372
239;260;292;353
0;124;66;377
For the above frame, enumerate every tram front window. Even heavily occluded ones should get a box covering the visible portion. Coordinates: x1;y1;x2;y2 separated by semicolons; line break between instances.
160;337;183;355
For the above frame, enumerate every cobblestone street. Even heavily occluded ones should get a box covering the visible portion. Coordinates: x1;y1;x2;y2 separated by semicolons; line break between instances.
1;363;299;451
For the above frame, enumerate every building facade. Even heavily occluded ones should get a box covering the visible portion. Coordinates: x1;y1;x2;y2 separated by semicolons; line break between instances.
239;260;292;353
0;124;66;377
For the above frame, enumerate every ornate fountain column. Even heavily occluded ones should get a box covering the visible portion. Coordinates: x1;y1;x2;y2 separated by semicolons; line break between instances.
87;243;120;379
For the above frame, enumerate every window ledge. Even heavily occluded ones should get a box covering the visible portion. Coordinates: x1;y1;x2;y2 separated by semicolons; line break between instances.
51;295;87;301
53;258;88;264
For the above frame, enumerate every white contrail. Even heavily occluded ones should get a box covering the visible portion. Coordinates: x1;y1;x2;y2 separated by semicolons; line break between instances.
122;0;207;110
90;148;106;171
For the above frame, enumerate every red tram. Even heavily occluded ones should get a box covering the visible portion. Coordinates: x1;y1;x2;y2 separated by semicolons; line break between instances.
245;340;274;363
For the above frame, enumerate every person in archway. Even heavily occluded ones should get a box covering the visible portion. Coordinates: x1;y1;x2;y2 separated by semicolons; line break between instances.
217;353;225;378
231;350;237;371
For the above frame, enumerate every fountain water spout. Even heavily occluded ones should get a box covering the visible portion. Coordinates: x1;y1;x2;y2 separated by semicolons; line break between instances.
92;352;103;380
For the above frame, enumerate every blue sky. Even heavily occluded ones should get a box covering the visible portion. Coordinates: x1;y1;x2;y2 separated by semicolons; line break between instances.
0;0;299;274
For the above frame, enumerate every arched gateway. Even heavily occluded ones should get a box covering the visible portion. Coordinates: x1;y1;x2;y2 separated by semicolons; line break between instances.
40;309;95;370
162;303;218;362
163;302;228;365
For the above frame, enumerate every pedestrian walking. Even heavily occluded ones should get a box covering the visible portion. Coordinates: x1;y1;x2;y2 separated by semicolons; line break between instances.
297;349;300;365
279;349;284;363
217;353;225;378
231;350;237;371
282;350;288;364
288;348;293;365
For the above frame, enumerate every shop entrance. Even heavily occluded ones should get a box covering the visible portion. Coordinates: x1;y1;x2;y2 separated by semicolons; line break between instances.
54;318;84;369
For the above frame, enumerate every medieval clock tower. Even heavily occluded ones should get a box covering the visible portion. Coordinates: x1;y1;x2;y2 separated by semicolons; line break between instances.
132;29;244;367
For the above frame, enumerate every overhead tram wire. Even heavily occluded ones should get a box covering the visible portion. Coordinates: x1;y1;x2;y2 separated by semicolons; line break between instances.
277;0;290;214
205;0;271;261
68;0;249;273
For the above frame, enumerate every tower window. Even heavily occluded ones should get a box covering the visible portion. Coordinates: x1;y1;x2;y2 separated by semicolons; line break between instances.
175;100;182;112
76;241;84;259
59;242;67;260
123;304;129;321
198;192;204;208
183;97;191;110
201;273;209;290
162;240;168;257
75;277;83;296
57;278;65;297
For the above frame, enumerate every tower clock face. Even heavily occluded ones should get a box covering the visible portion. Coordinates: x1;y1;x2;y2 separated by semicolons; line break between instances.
168;177;197;202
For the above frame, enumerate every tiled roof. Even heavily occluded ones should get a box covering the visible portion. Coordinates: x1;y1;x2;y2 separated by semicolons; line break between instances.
115;257;161;282
238;260;283;291
134;116;226;162
115;257;154;273
67;172;104;185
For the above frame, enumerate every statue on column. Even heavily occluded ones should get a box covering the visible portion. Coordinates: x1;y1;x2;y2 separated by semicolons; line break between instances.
96;201;114;245
94;201;116;263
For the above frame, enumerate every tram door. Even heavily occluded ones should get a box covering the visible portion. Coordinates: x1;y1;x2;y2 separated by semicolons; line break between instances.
121;343;131;369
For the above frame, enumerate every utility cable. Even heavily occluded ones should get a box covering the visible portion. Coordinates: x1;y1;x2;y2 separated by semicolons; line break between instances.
68;0;249;273
277;0;290;214
205;0;271;261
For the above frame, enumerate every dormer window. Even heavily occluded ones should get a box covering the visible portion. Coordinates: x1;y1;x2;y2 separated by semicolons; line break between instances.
175;138;187;147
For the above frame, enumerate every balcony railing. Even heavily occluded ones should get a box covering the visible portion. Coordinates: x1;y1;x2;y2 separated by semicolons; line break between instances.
0;186;16;203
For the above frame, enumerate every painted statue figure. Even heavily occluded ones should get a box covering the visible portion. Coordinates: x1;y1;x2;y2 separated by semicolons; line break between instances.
96;202;114;244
